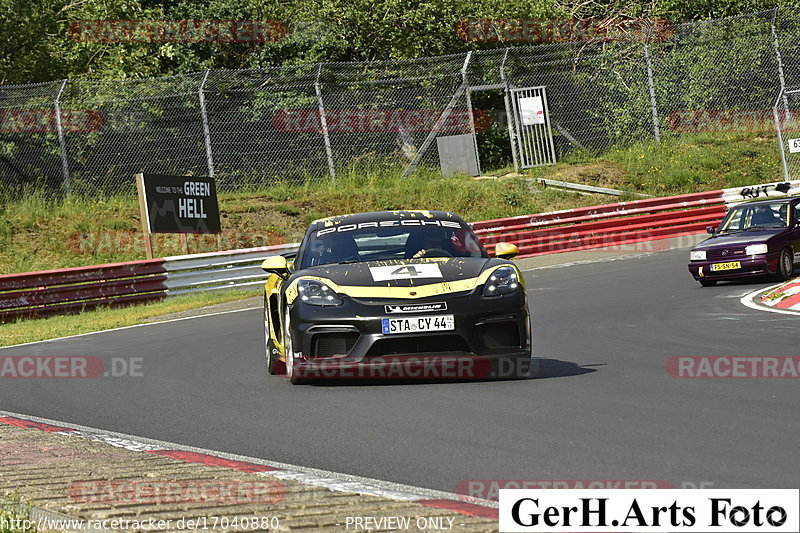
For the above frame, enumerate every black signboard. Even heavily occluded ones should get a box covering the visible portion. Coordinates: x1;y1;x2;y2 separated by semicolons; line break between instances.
137;174;220;234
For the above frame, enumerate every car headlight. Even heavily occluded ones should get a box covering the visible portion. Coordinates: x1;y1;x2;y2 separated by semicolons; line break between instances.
297;279;343;306
690;250;706;261
745;244;768;256
482;266;520;296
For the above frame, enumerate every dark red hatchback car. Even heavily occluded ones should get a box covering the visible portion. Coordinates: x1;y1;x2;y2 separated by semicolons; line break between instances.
688;197;800;286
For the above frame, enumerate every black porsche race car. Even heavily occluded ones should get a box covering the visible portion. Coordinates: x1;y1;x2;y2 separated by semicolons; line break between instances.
261;210;531;384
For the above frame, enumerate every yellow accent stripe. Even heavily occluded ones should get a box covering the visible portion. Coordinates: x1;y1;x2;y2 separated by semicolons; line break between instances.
284;265;522;302
264;275;285;354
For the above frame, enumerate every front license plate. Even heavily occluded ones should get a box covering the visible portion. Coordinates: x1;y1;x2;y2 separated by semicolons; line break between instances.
710;261;741;271
381;315;455;334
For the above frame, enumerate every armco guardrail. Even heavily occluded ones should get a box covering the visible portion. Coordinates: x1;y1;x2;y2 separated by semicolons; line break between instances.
163;243;300;294
0;243;298;322
473;190;726;257
5;183;793;322
0;259;168;322
720;180;800;205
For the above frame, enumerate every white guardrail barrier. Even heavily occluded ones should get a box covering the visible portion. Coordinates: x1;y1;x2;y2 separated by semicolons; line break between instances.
721;180;800;205
163;243;300;295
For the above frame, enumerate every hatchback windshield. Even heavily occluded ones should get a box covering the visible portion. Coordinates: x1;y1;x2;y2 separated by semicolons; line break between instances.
299;223;487;268
718;202;790;232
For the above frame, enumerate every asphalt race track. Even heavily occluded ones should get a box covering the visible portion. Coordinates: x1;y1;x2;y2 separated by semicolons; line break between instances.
2;247;798;494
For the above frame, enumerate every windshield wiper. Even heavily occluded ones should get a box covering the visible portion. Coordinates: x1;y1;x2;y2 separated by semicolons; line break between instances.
747;225;783;231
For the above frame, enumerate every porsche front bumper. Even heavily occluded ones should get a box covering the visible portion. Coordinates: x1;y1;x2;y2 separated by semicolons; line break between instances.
286;289;530;378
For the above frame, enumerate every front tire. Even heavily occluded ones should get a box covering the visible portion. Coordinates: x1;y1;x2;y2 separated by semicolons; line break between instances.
284;308;311;385
776;248;794;281
264;297;284;375
699;279;717;287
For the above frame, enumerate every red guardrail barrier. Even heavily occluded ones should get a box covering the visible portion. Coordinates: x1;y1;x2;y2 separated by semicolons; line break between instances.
471;190;723;233
473;190;725;257
0;259;167;322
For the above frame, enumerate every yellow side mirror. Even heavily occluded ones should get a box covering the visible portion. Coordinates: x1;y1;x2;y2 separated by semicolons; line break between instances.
495;242;519;259
261;255;289;276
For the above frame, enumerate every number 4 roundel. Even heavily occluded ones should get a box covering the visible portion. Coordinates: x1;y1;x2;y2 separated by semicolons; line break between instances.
369;264;443;281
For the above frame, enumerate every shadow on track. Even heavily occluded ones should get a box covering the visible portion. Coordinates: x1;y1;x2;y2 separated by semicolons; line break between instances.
295;357;596;387
529;358;599;380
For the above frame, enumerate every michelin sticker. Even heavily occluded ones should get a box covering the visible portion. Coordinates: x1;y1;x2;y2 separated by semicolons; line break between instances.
369;264;443;281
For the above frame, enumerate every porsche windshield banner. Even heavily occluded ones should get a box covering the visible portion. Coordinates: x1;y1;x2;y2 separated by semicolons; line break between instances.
316;218;462;237
499;489;799;532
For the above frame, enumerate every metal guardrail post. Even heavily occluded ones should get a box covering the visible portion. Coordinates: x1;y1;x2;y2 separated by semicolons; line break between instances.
500;48;520;173
316;64;336;181
643;30;661;142
54;79;71;195
402;52;472;178
198;70;216;178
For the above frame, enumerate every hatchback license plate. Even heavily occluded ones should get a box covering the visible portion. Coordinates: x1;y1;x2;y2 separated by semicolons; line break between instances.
381;315;455;334
710;261;741;271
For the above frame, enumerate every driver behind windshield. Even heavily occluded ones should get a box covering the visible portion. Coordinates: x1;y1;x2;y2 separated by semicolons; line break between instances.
307;234;359;266
404;230;451;259
720;203;789;232
750;205;786;228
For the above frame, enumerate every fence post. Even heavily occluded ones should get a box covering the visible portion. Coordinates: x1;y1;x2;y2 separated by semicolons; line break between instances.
315;64;336;180
643;29;661;142
402;51;472;178
198;70;215;178
772;7;790;113
775;90;791;181
500;48;520;173
54;79;71;195
463;54;480;175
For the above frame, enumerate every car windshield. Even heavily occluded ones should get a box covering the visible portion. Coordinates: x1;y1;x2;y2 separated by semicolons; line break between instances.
298;221;487;268
718;202;789;232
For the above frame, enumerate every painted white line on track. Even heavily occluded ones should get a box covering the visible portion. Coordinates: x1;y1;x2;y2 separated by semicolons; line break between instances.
269;471;423;501
0;409;496;509
522;253;654;271
0;306;261;350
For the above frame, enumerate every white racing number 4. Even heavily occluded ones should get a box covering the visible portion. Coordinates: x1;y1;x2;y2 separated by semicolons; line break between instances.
369;264;443;281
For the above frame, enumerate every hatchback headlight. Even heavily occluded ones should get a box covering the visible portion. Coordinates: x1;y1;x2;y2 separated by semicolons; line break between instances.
690;250;706;261
482;267;520;296
297;278;342;306
745;244;768;256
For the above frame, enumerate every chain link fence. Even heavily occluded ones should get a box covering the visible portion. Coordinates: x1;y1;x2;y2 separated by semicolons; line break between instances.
2;7;799;198
774;88;800;180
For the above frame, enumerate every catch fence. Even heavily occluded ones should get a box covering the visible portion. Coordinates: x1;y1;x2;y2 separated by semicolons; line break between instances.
2;8;800;197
